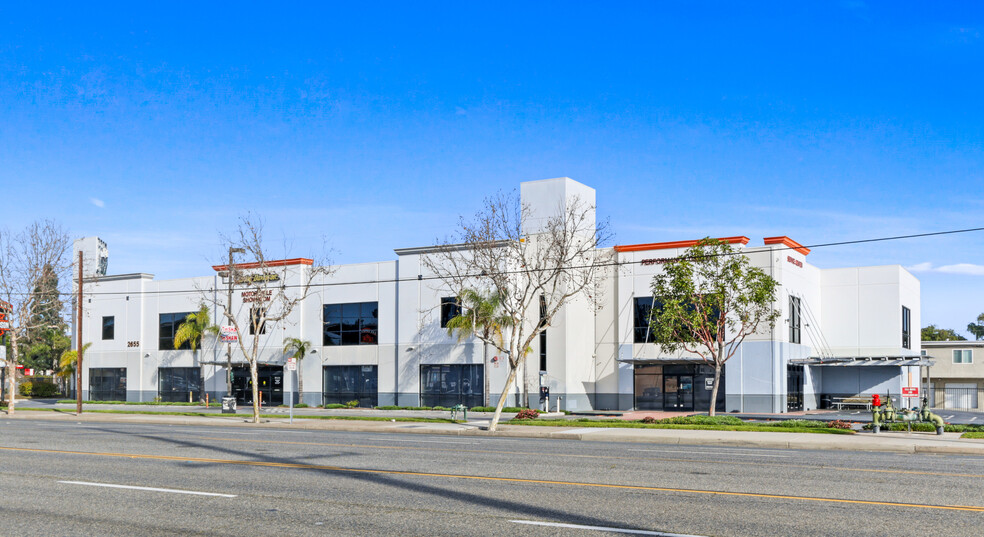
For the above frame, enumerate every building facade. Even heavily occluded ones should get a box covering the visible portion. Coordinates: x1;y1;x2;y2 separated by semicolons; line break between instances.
922;341;984;410
74;177;926;412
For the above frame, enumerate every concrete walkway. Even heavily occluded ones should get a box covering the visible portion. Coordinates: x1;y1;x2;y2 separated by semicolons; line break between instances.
4;408;984;456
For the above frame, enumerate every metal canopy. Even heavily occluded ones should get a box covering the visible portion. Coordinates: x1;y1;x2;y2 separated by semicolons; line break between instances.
789;356;935;367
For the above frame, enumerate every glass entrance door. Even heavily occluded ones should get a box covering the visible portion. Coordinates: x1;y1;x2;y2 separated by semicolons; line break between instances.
232;365;283;406
664;375;694;411
786;365;804;412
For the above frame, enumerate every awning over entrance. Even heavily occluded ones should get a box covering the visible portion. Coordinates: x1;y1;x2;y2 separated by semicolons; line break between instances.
789;356;935;367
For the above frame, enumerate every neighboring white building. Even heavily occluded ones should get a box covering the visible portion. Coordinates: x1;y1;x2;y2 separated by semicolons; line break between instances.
73;177;926;412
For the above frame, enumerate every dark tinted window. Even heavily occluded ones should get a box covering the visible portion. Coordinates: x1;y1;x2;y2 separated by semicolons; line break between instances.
323;302;378;346
249;307;266;335
102;316;115;340
159;312;195;350
89;367;126;401
902;306;911;349
440;297;462;328
420;364;483;408
323;365;378;407
789;296;801;344
634;297;656;343
158;367;201;402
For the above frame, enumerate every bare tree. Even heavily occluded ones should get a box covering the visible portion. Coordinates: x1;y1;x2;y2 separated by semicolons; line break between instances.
204;215;332;423
0;221;72;414
423;191;613;432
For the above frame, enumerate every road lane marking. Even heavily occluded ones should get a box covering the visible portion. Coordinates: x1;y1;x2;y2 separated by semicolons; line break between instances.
58;480;236;497
627;449;790;458
195;437;984;479
380;439;481;445
2;446;982;513
512;520;705;536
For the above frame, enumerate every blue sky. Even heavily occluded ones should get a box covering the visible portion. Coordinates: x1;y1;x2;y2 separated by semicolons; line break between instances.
1;2;982;336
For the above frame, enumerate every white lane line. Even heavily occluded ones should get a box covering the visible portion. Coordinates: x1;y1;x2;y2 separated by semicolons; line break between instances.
627;449;789;458
58;481;237;498
511;520;706;536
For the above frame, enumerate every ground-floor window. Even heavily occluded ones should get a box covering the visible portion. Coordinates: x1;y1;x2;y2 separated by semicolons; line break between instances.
633;363;724;412
89;367;127;401
420;364;483;408
231;365;283;406
158;367;201;402
323;365;378;407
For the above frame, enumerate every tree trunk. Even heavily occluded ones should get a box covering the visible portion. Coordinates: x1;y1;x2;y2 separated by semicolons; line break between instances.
198;349;206;404
250;360;260;423
297;357;303;405
709;364;721;417
489;364;519;433
483;341;489;408
5;336;18;414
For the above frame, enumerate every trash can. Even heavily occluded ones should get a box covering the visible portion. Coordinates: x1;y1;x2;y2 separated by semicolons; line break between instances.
221;397;237;414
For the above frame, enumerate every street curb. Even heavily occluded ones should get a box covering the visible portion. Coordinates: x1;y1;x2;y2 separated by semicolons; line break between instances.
4;411;984;456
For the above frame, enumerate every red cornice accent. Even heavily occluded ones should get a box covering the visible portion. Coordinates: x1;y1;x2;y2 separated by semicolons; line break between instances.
763;236;810;256
614;236;751;253
212;258;314;271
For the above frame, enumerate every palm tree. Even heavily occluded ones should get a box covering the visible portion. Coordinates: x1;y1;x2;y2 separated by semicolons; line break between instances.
174;304;219;402
283;337;313;404
445;289;512;407
58;342;91;396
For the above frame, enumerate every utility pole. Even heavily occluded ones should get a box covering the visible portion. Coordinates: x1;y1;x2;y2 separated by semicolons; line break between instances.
76;251;83;415
225;247;245;396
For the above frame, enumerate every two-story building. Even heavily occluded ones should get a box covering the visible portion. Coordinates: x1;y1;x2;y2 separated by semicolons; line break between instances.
73;177;926;412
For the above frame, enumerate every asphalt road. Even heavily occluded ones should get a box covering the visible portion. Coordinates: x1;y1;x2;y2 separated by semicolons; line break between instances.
1;419;982;536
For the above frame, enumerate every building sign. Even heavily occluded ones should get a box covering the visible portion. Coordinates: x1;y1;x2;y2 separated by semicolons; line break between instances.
640;257;678;266
902;386;920;398
787;256;803;268
235;273;281;285
241;289;273;303
286;357;297;371
221;326;239;342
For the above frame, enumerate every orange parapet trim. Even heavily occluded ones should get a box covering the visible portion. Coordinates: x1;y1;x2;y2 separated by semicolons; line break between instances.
763;236;810;256
614;236;751;253
212;258;315;271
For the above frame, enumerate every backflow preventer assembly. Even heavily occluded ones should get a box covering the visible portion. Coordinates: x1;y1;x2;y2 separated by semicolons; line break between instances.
870;393;945;435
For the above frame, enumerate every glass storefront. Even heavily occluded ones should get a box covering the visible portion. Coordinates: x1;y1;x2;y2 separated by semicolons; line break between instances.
633;363;724;412
158;367;201;402
231;365;283;406
89;367;127;401
323;365;378;407
420;364;483;408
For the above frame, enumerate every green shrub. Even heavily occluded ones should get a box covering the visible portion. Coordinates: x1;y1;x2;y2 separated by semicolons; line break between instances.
324;403;347;409
657;415;743;426
295;403;309;408
431;406;450;411
344;400;360;408
30;381;58;397
18;382;33;397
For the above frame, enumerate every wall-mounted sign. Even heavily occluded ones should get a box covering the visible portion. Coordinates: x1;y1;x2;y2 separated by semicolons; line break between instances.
787;256;803;268
221;326;239;342
705;378;714;390
235;273;281;285
286;357;297;371
241;289;273;303
641;257;679;266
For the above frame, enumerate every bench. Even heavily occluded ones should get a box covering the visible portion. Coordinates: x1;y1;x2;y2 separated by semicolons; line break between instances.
832;396;872;411
450;404;468;421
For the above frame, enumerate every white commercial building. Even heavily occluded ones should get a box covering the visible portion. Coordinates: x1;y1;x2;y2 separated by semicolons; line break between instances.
74;177;926;412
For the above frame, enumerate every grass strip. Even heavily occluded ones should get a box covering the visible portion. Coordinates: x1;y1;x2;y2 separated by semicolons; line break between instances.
56;400;201;406
508;419;855;434
14;407;458;423
961;432;984;439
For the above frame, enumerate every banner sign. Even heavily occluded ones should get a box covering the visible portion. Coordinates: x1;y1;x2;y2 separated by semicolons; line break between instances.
220;326;239;343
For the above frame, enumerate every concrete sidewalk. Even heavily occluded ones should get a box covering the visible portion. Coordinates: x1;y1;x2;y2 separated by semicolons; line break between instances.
4;409;984;456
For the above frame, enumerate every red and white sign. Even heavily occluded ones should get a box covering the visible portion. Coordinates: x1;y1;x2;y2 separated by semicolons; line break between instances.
286;357;297;371
220;326;239;343
902;386;920;398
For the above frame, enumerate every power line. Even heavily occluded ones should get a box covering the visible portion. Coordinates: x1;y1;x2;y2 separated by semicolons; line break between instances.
5;225;984;299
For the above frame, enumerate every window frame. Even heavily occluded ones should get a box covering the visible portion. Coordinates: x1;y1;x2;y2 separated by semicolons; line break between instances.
323;302;379;346
159;312;195;350
102;315;115;341
440;297;462;329
788;296;801;344
249;306;266;335
902;306;911;349
953;349;973;364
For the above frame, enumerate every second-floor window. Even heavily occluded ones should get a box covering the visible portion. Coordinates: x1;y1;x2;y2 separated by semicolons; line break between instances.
102;316;115;340
902;306;911;349
159;312;195;350
953;350;973;364
323;302;378;346
249;307;266;335
440;297;462;328
788;296;801;344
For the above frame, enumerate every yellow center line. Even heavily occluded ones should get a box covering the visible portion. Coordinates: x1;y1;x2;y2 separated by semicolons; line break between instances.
197;436;984;480
2;445;983;513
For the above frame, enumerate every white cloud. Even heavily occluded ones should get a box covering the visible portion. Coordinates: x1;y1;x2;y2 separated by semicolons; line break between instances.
89;197;105;208
906;262;984;276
